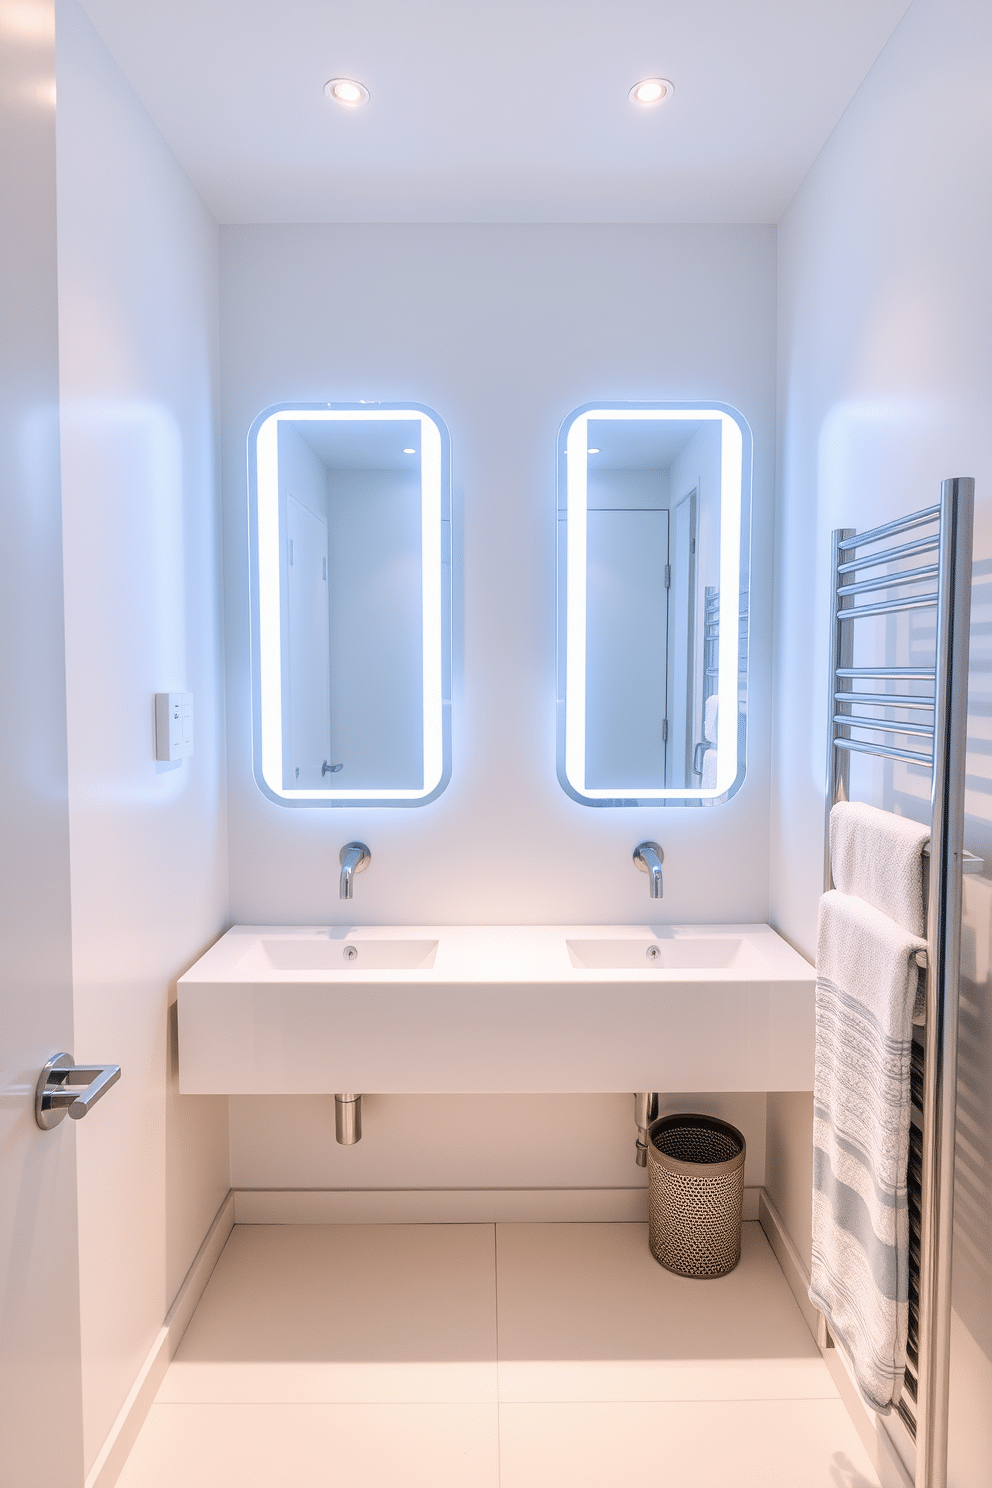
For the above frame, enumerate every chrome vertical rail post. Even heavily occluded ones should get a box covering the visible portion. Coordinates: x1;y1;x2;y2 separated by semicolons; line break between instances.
916;477;974;1488
824;528;856;889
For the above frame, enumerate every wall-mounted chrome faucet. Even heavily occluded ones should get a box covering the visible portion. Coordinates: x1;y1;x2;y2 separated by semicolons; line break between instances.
339;841;371;899
633;841;664;898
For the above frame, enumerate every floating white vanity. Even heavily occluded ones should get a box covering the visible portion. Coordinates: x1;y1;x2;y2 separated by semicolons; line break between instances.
178;922;814;1095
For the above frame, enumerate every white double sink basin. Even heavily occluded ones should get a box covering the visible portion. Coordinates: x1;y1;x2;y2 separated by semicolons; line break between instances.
178;923;815;1095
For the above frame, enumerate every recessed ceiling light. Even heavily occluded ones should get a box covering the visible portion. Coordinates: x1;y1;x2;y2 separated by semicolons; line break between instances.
587;447;600;454
325;78;370;108
629;78;673;108
402;447;416;454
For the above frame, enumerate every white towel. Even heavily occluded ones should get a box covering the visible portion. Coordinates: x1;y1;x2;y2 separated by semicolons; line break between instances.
701;696;719;790
830;801;929;938
809;888;926;1414
703;693;719;746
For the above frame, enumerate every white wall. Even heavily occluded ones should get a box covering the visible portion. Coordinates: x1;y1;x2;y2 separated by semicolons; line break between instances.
230;1091;767;1192
279;422;328;520
770;1;992;1480
587;468;669;508
221;223;776;1195
55;1;229;1471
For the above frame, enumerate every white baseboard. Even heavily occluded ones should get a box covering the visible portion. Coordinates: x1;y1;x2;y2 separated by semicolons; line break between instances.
85;1190;235;1488
757;1188;823;1343
233;1185;762;1225
234;1185;651;1224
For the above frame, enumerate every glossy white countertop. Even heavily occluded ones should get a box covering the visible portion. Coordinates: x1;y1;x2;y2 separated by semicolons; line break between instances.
178;923;815;1096
181;921;809;981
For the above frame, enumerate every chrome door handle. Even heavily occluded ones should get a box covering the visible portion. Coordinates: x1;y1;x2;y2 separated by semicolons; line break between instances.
36;1053;121;1130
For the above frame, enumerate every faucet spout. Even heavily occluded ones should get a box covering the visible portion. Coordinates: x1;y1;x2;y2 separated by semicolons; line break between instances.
633;841;664;898
339;841;371;900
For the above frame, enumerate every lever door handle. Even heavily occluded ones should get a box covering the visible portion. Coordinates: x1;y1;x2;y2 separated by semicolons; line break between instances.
36;1053;121;1130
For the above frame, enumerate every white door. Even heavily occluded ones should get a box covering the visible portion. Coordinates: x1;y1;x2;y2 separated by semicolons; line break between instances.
585;508;670;791
0;7;86;1479
286;497;331;788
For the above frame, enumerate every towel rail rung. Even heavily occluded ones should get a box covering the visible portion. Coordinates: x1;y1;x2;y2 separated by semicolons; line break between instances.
836;564;939;599
837;593;939;621
837;534;939;575
833;692;935;710
833;714;935;739
832;735;934;767
836;505;940;552
835;667;936;679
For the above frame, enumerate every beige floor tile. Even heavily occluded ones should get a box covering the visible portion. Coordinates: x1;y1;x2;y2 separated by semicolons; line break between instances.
117;1402;499;1488
158;1357;494;1404
160;1224;497;1404
498;1400;881;1488
495;1221;834;1401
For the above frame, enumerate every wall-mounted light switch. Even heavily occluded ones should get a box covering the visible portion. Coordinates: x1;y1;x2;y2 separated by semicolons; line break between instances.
155;692;194;761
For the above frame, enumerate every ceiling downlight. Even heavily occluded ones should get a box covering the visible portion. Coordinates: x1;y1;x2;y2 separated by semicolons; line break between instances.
629;78;674;108
325;77;370;108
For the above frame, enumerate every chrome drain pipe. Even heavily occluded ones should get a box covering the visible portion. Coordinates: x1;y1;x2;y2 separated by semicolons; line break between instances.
335;1093;362;1144
634;1092;659;1167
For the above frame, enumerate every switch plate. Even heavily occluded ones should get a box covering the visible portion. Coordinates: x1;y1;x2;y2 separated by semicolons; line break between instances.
155;692;194;761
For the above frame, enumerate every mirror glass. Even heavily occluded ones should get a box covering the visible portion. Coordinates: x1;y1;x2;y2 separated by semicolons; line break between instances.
557;403;750;806
248;403;450;806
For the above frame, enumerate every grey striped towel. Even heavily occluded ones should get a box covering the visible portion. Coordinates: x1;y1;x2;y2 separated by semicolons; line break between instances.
809;888;926;1413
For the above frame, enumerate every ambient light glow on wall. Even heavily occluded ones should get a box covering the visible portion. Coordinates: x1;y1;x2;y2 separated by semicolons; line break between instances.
557;402;751;807
247;403;451;807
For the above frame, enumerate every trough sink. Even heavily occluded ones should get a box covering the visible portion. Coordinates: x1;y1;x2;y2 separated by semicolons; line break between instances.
247;937;439;972
177;923;815;1096
565;936;746;970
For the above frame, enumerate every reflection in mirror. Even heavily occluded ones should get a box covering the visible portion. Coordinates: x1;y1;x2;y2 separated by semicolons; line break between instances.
248;404;451;805
557;404;750;806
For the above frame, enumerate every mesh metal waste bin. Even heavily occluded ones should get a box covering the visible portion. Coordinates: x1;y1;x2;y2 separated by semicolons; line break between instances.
647;1113;746;1278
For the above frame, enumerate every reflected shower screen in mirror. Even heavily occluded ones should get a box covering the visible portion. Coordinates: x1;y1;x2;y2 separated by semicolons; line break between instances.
556;403;751;807
247;403;451;806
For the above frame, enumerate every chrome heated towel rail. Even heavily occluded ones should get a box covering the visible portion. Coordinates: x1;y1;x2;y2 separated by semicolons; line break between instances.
824;477;976;1488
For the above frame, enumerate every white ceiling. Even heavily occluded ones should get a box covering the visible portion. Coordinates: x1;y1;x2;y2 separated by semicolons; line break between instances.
297;419;422;472
587;420;700;471
78;0;913;225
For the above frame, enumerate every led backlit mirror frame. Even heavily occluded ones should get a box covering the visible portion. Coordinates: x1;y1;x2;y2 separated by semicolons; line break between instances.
247;402;451;807
557;401;751;807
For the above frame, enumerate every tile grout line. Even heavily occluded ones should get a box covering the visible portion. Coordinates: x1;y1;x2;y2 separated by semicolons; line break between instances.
143;1392;854;1408
494;1222;502;1488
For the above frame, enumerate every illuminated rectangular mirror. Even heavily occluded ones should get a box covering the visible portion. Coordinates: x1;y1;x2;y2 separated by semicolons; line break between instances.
557;402;751;806
248;403;450;806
